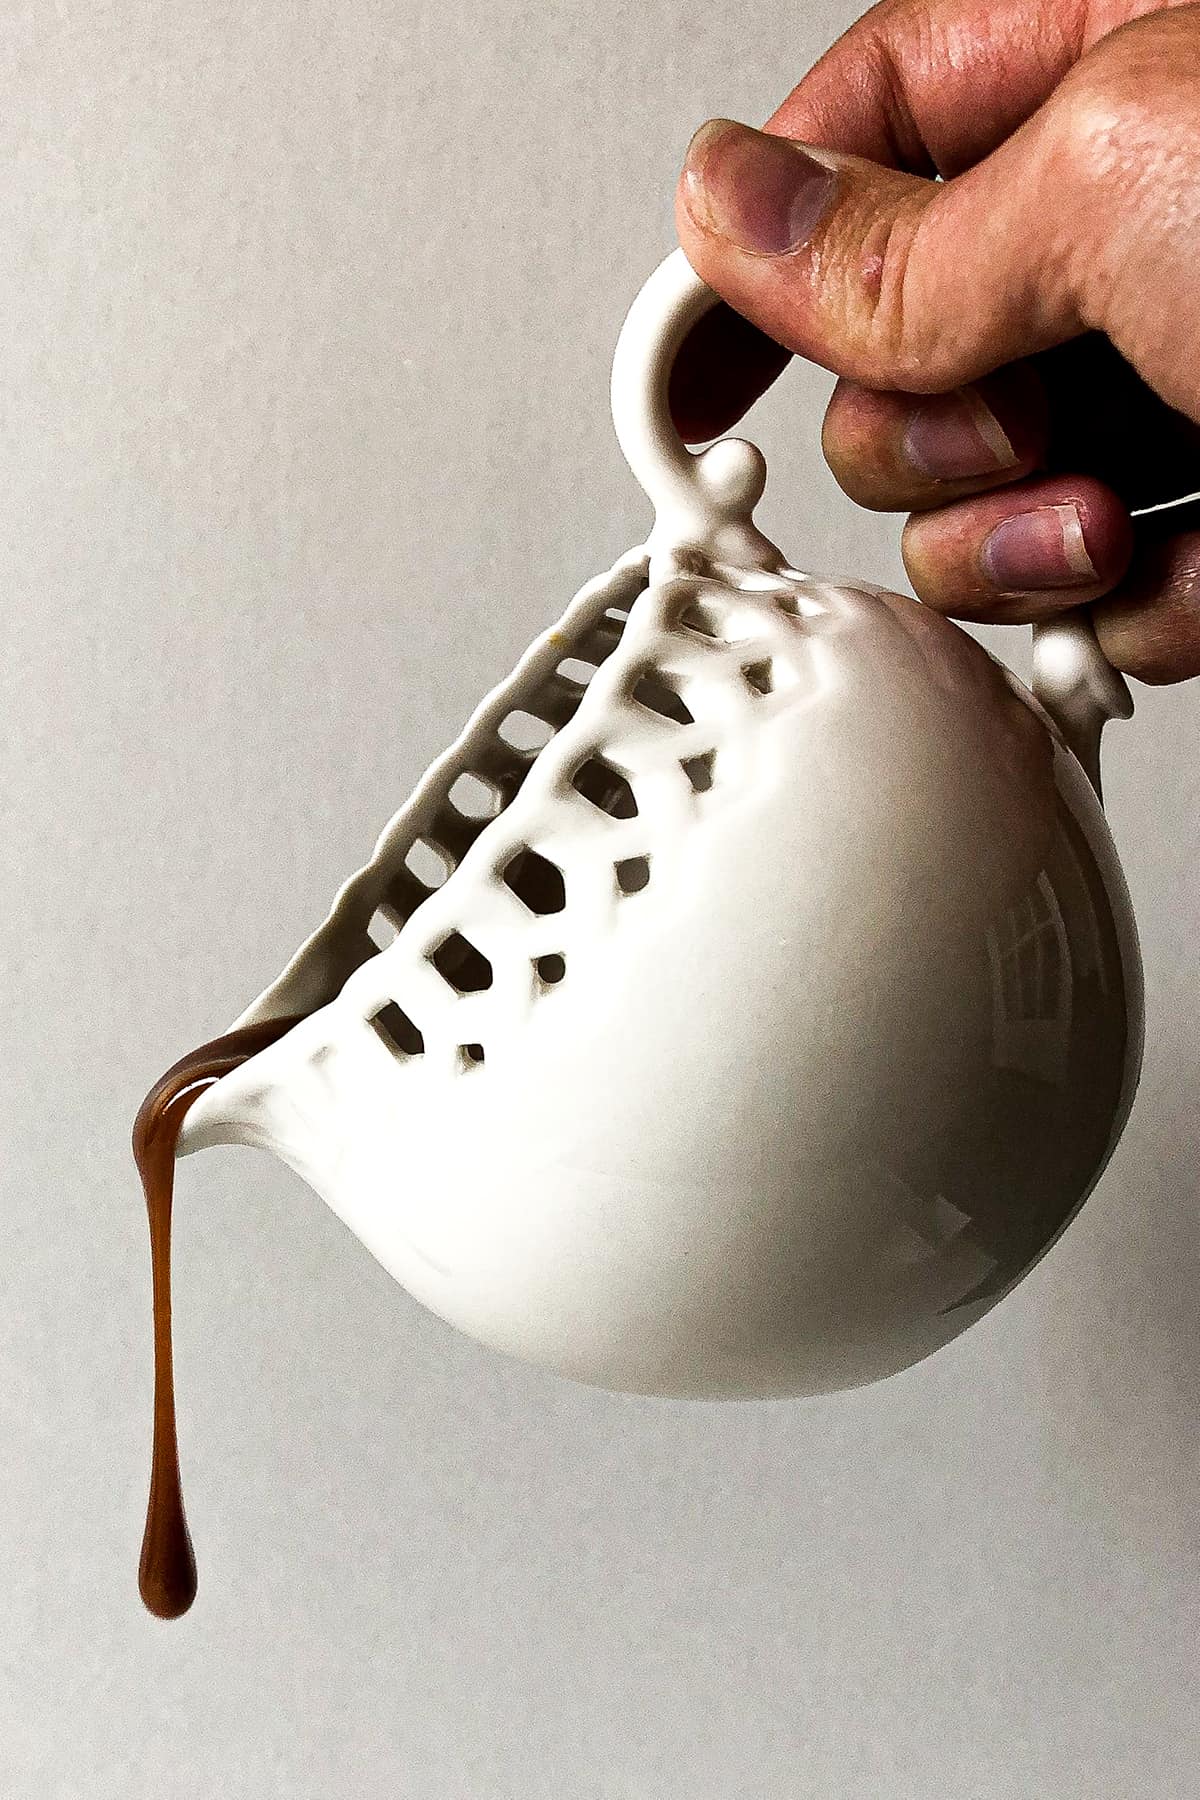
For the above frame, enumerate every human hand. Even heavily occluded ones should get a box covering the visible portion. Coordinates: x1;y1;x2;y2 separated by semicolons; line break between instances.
672;0;1200;683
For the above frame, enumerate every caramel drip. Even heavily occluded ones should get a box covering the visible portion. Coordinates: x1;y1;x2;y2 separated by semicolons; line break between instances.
133;1015;304;1619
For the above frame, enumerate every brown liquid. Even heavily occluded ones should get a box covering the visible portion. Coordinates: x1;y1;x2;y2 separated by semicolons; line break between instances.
133;1014;304;1619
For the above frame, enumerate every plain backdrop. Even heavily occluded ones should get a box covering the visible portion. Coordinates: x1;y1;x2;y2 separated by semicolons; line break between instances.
2;4;1197;1796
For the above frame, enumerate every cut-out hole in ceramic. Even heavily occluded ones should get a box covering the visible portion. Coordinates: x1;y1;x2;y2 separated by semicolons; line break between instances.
368;1002;425;1059
776;589;827;620
681;751;715;794
631;669;694;726
405;837;452;889
448;772;501;820
429;931;494;994
498;710;555;754
366;912;399;951
742;659;775;697
615;856;651;895
502;848;567;915
535;952;566;985
571;755;638;819
678;599;728;641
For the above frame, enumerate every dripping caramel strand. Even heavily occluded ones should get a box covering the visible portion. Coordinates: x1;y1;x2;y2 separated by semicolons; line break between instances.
133;1015;305;1619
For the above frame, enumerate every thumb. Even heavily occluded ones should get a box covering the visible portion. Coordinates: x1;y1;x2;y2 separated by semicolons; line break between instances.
675;117;1079;395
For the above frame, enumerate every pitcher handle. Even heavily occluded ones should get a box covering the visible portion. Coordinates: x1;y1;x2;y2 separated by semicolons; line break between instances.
612;248;1134;805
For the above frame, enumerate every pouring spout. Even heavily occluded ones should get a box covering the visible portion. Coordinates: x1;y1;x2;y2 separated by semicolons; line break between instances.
159;1013;309;1158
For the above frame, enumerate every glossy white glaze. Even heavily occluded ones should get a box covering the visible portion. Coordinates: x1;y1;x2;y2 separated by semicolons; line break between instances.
178;251;1142;1395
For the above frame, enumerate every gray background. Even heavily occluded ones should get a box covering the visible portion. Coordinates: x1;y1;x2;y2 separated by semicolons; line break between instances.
2;3;1197;1795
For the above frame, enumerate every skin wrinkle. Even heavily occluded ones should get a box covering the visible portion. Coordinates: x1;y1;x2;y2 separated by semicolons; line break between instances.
853;184;941;387
861;210;910;360
882;202;946;388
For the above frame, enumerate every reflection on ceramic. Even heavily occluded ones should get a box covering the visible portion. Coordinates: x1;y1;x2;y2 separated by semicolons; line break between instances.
177;251;1142;1396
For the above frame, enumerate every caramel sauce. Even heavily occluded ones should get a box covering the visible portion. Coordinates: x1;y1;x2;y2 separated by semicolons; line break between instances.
133;1015;303;1619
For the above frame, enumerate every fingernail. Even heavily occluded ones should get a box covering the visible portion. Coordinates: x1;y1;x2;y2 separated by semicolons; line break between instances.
903;388;1018;481
980;503;1099;591
682;119;838;256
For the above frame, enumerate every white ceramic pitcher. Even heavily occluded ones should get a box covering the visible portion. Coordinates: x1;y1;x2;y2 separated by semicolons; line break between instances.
174;251;1142;1398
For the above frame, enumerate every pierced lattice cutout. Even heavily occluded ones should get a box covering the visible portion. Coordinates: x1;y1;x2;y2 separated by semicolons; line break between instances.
429;803;489;863
367;912;399;950
499;710;556;753
369;1002;425;1059
345;592;643;984
406;837;452;888
682;751;715;794
549;609;632;704
571;755;638;819
353;595;640;957
474;742;536;811
429;931;494;994
678;598;728;641
378;867;437;929
449;772;501;820
616;856;651;895
631;669;693;726
776;589;826;620
563;605;633;671
539;677;587;729
586;612;630;663
241;551;839;1100
503;848;566;915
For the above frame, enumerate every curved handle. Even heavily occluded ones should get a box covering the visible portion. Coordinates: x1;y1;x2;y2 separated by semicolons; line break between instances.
610;249;778;565
610;249;717;517
612;249;1133;802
